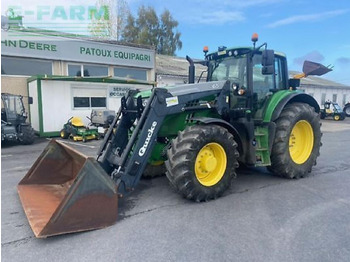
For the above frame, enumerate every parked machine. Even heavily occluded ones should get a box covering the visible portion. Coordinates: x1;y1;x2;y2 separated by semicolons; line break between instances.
89;109;115;136
343;102;350;117
60;116;99;142
1;93;35;145
18;34;332;238
320;101;345;121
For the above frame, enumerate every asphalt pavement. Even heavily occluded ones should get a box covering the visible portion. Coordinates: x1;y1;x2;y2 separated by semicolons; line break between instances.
2;118;350;262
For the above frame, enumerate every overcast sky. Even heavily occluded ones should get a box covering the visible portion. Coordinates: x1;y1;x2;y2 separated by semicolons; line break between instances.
2;0;350;85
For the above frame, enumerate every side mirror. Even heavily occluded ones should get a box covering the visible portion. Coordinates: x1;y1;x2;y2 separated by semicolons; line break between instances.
288;79;300;90
28;97;33;104
262;49;274;75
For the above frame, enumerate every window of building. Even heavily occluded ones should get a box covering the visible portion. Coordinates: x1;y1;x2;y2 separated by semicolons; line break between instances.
73;97;90;108
321;93;326;105
332;94;337;103
72;87;107;109
1;56;52;76
68;64;108;77
114;67;147;80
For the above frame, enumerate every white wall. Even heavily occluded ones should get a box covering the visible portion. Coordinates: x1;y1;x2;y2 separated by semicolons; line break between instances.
30;79;153;134
302;85;350;108
28;80;39;131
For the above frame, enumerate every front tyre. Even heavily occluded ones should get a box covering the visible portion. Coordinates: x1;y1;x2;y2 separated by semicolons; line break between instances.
166;125;239;202
60;129;69;139
269;102;321;179
19;125;35;145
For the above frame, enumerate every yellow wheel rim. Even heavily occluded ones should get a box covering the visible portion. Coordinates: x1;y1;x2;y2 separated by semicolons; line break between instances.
334;115;340;121
289;120;314;164
60;131;65;138
195;143;227;186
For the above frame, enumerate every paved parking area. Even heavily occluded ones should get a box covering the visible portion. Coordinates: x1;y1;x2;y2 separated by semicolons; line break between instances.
2;118;350;262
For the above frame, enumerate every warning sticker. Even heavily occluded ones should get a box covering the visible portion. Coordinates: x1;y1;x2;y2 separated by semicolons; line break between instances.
166;96;179;107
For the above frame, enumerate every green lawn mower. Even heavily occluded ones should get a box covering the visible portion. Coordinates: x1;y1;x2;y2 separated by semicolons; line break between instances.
60;116;99;142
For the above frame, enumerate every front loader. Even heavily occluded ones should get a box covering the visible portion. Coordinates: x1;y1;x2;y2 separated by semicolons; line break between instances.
18;34;330;238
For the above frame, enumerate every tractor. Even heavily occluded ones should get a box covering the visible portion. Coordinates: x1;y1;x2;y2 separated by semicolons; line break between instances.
60;116;99;142
320;101;345;121
1;93;35;145
18;34;330;238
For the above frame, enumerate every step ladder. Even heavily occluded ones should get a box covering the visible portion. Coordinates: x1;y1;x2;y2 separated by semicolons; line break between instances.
254;126;271;166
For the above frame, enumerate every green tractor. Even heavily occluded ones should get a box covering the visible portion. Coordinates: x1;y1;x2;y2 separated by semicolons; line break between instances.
18;34;330;238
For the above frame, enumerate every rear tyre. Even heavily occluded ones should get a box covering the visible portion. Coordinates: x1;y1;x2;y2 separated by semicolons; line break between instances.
269;102;321;179
344;104;350;117
60;129;69;139
19;125;35;145
166;125;239;202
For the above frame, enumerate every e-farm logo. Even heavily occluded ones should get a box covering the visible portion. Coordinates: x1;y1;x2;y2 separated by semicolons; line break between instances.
5;5;110;21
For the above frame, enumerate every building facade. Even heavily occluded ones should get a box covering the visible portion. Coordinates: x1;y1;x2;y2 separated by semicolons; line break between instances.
1;28;156;135
1;28;156;104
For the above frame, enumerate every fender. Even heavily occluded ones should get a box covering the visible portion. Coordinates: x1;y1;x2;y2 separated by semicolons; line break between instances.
263;91;320;123
191;117;244;155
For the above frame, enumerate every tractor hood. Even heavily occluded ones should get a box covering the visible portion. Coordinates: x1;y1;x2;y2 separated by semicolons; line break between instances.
135;81;228;99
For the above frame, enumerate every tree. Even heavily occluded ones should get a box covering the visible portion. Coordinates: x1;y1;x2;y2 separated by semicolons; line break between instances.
158;10;182;55
120;6;182;55
89;0;129;41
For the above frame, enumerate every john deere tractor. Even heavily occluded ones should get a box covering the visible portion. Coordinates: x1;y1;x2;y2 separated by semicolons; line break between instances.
18;34;329;238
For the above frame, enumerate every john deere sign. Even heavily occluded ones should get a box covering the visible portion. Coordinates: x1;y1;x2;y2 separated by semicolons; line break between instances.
1;31;155;69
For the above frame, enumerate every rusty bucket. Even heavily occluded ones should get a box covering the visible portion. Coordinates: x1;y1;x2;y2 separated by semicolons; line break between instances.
17;140;118;238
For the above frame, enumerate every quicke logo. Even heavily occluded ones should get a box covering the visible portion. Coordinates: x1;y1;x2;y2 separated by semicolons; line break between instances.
138;121;157;156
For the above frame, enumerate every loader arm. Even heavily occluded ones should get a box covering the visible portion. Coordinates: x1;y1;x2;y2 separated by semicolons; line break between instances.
98;80;231;195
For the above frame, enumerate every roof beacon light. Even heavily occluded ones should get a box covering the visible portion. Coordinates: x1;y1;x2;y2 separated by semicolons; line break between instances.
251;33;259;48
203;46;209;55
251;33;258;43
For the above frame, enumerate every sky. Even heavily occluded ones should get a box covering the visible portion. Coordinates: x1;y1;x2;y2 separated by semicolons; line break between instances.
2;0;350;85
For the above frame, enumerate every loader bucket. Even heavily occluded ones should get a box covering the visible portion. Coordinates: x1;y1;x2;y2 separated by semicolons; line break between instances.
17;140;118;238
303;60;332;76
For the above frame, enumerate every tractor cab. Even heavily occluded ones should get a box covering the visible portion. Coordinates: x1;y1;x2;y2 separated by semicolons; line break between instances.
1;93;35;144
204;43;288;121
1;93;28;126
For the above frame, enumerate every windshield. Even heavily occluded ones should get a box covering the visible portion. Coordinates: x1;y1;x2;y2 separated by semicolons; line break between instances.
208;56;247;88
333;104;341;111
2;95;24;120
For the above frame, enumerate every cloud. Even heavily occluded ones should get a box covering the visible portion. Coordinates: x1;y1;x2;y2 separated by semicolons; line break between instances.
336;57;350;65
185;10;245;25
293;51;325;66
267;9;349;28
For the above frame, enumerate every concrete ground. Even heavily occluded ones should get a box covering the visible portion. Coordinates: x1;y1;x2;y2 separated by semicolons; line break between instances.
2;118;350;262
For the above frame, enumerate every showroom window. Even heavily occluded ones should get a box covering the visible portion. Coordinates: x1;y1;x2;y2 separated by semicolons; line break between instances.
68;64;108;77
72;87;107;109
114;67;147;80
1;56;52;75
